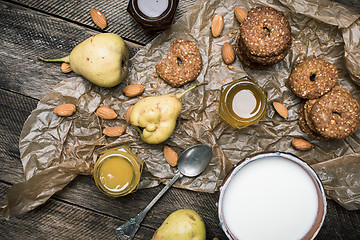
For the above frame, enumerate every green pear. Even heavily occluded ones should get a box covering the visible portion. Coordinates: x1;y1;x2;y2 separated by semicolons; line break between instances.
130;82;206;144
152;209;206;240
38;33;129;87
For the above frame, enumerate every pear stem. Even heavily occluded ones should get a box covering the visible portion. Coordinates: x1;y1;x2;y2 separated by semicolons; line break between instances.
37;55;70;63
175;82;208;99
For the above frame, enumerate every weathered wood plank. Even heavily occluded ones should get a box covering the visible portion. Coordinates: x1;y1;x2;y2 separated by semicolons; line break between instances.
6;0;196;45
0;1;141;100
0;182;155;240
0;89;37;183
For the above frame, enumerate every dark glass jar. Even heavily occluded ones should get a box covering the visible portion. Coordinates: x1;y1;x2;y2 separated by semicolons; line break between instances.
127;0;179;34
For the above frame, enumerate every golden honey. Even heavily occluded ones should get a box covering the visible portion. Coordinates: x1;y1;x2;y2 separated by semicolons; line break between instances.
93;146;143;197
218;79;267;129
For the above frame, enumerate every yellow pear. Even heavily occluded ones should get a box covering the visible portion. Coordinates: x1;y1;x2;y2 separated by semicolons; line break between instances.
152;209;206;240
38;33;129;87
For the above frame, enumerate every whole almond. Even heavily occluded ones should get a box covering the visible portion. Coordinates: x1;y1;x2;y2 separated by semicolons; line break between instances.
96;106;117;119
126;105;134;124
60;62;72;73
123;84;145;97
291;139;314;151
273;102;288;118
164;145;178;167
54;104;76;117
211;14;224;38
222;42;235;64
234;7;247;24
103;126;125;137
90;8;107;29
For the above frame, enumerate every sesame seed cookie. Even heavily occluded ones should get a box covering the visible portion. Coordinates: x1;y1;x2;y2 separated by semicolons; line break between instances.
156;39;202;87
235;6;291;69
289;58;338;99
240;6;292;57
310;86;360;139
237;32;291;66
303;99;318;132
298;101;327;141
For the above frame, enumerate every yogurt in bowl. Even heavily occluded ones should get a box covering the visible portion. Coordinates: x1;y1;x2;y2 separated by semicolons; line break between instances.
218;152;326;240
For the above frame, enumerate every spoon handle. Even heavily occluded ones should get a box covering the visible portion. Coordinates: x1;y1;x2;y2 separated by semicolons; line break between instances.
115;170;182;240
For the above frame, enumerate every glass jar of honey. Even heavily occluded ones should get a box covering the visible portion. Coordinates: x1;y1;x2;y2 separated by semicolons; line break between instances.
93;145;143;197
127;0;179;34
218;79;267;129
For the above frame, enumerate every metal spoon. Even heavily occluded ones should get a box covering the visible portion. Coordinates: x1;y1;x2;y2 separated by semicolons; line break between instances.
115;144;212;240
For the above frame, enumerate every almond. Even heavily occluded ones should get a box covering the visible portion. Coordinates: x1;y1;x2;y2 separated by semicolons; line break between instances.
60;62;72;73
291;139;314;151
222;42;235;64
227;64;235;71
53;104;76;117
126;105;134;124
90;8;107;29
211;14;224;38
234;7;247;24
164;145;178;167
96;106;117;119
123;84;145;97
103;126;125;137
273;102;288;118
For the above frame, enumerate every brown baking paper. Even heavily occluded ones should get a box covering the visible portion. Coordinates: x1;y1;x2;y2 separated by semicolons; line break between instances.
2;0;360;218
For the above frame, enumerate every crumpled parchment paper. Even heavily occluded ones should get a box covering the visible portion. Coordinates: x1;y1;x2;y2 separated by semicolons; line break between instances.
2;0;360;218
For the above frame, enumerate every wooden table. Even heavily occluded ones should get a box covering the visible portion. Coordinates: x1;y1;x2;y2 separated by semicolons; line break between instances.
1;0;360;239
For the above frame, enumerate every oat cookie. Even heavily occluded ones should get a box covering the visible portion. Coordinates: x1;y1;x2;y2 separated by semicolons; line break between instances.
237;32;291;67
289;58;338;99
155;39;202;87
303;99;318;132
240;6;292;57
235;35;264;69
298;101;327;141
310;86;360;139
236;6;291;69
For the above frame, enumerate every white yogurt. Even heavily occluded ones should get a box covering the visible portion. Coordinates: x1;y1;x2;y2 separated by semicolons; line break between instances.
219;154;326;240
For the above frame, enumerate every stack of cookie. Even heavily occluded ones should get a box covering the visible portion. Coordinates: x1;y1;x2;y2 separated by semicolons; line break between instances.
235;6;292;69
290;58;360;140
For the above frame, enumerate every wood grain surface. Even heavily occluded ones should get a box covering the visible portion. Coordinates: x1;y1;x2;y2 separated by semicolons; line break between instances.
1;0;360;239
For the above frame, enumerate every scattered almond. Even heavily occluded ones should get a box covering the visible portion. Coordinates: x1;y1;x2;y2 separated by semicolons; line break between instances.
126;105;134;124
222;42;235;64
234;7;247;24
96;106;117;119
211;14;224;38
164;145;178;167
153;71;158;78
103;126;125;137
60;62;72;73
53;104;76;117
291;139;314;151
227;64;235;71
273;102;288;118
90;8;107;29
123;84;145;97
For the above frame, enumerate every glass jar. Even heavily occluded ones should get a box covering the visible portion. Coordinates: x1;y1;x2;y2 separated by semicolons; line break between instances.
93;145;143;197
127;0;179;34
218;79;267;129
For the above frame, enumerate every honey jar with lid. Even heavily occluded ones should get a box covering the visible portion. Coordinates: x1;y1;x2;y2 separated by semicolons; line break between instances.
93;145;143;197
218;79;267;129
127;0;179;34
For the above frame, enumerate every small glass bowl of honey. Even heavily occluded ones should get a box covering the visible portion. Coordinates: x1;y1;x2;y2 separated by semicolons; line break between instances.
218;79;267;129
93;145;143;197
